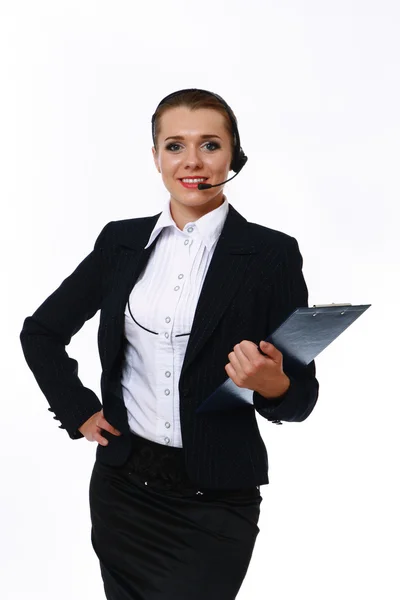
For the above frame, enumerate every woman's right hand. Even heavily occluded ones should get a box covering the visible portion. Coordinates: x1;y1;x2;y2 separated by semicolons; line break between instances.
78;409;121;445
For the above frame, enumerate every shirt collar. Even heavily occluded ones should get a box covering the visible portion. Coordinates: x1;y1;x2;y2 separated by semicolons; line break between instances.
144;196;229;252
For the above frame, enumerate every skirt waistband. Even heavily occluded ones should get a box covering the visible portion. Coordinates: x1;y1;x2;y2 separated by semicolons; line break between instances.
127;431;189;486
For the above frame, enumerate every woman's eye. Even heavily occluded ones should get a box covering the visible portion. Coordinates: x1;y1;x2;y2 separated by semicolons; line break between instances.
204;141;220;151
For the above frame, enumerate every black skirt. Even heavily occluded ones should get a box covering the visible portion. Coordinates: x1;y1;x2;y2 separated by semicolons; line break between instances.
89;431;263;600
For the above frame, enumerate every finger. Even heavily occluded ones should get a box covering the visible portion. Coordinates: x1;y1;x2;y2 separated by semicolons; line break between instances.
225;362;237;381
235;341;268;366
94;430;109;445
234;341;256;363
96;417;121;436
259;341;282;363
228;350;245;379
232;343;261;372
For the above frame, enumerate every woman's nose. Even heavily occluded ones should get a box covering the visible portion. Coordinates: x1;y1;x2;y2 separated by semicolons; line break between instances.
184;147;203;168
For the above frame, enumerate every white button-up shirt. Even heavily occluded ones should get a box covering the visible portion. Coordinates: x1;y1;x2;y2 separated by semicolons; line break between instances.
121;196;229;447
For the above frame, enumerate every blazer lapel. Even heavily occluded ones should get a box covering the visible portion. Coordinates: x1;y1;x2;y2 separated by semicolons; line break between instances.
180;206;258;376
103;204;259;378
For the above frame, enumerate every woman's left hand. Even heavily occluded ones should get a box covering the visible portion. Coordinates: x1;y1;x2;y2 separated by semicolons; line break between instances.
225;340;290;399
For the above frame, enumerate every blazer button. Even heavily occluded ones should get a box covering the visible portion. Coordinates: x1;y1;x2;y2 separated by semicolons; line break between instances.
272;419;283;425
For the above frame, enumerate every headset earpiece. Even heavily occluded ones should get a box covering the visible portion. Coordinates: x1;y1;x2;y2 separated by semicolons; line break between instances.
231;149;248;173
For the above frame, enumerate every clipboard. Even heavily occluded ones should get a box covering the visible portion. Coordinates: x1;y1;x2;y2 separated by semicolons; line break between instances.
195;303;371;414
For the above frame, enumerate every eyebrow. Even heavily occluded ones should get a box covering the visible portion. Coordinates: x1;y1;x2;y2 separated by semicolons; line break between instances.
164;134;222;142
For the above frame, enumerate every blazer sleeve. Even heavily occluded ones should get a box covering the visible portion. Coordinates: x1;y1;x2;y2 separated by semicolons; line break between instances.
19;221;113;440
253;236;319;423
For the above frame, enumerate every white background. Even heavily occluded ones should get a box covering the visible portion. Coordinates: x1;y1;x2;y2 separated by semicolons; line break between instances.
1;1;399;598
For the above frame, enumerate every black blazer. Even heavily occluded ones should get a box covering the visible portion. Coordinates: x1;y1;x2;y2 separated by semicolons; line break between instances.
20;203;319;489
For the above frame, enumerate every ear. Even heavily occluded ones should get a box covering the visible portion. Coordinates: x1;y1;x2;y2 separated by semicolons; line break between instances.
152;146;161;173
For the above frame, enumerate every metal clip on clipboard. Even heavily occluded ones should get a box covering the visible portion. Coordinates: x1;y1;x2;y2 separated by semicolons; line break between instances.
312;303;352;308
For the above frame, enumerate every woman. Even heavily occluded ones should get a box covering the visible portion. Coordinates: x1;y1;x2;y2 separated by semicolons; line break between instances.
20;88;319;599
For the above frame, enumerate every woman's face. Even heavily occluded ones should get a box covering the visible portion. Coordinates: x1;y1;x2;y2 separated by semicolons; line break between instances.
152;106;233;214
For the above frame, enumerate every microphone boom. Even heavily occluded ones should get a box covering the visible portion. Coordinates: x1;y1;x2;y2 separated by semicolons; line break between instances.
197;171;240;190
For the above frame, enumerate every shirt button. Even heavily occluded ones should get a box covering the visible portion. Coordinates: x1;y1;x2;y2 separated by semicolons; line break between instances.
165;317;171;323
165;422;170;429
178;274;184;279
165;332;169;339
187;227;194;233
165;389;170;396
165;371;171;377
164;437;170;445
184;240;189;245
174;286;180;291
